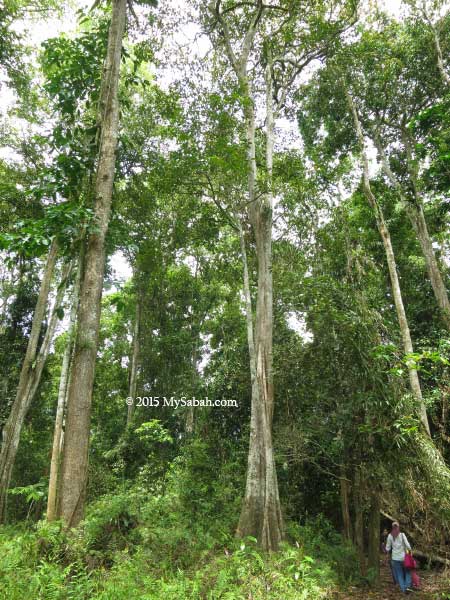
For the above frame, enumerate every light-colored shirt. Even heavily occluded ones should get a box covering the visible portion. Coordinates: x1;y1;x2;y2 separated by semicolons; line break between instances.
386;532;411;561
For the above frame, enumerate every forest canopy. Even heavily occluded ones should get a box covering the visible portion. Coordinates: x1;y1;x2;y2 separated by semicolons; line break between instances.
1;0;450;598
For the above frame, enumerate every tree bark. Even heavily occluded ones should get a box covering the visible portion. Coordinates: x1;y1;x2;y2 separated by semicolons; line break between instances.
47;258;81;521
57;0;127;527
432;27;450;86
27;261;73;400
344;86;430;435
0;239;59;522
185;341;199;435
238;218;257;395
410;202;450;328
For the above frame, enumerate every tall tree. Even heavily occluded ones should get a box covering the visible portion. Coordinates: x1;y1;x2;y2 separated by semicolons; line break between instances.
205;0;283;550
57;0;128;526
204;0;356;550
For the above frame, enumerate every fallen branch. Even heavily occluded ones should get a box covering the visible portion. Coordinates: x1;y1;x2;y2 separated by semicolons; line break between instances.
413;549;450;567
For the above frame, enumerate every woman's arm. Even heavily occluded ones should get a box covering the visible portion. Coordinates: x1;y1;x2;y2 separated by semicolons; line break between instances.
403;533;412;551
386;534;392;552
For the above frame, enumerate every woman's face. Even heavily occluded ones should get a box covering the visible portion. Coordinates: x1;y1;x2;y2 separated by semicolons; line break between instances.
393;525;400;534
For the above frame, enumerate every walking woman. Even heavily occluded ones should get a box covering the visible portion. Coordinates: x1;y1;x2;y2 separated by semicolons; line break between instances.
385;521;413;594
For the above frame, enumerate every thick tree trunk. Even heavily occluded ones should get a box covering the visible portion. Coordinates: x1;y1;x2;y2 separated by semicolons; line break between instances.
345;87;430;435
367;485;381;584
47;259;81;521
238;218;257;393
236;63;283;551
237;213;281;549
57;0;127;527
0;239;59;522
374;135;450;329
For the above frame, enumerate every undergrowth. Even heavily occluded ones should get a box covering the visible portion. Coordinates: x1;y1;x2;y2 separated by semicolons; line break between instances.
0;440;360;599
0;492;359;599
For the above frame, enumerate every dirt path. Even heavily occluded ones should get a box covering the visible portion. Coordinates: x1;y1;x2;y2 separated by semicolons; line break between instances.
336;558;450;599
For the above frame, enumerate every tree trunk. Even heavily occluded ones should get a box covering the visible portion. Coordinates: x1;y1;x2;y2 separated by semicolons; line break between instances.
0;239;59;522
340;464;352;541
0;257;71;521
57;0;127;527
375;216;430;434
367;485;381;584
433;28;450;86
344;86;430;435
27;261;73;401
409;202;450;328
185;341;199;435
126;291;141;428
47;258;81;521
237;218;257;394
353;467;366;576
236;62;283;551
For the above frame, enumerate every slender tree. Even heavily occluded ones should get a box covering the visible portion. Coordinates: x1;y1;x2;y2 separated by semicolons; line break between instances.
47;256;82;521
344;20;450;328
0;240;58;521
344;84;431;434
126;272;141;428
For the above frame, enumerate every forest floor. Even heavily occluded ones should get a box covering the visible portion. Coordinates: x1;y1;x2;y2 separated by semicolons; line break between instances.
336;557;450;599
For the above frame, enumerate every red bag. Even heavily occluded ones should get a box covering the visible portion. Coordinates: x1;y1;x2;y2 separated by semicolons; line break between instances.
411;570;420;589
404;553;416;569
